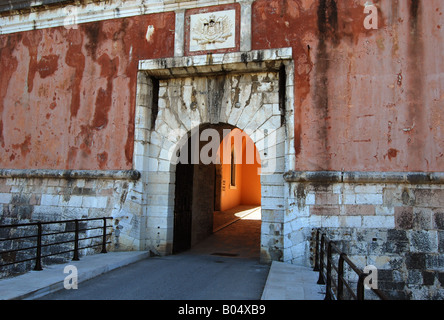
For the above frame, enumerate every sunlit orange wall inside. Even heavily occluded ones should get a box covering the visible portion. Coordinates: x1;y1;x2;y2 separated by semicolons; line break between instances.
219;129;261;212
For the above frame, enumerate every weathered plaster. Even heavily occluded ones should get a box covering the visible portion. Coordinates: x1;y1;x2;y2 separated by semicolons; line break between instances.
0;12;175;170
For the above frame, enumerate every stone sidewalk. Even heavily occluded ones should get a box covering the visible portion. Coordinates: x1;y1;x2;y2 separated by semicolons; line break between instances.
0;251;151;300
261;261;325;300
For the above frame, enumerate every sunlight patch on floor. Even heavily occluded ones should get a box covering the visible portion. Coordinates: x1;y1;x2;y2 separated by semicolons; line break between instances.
235;207;261;220
213;205;261;232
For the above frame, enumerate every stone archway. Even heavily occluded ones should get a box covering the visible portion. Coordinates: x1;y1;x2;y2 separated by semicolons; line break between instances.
134;48;295;263
170;123;262;254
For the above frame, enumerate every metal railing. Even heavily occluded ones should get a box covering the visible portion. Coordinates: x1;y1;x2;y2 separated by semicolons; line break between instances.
313;229;389;300
0;217;112;273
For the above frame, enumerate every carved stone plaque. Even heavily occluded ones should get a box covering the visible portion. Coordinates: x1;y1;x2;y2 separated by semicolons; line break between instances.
189;9;236;52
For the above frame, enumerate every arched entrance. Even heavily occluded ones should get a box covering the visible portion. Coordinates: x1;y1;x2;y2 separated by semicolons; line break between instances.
172;124;261;254
135;48;295;263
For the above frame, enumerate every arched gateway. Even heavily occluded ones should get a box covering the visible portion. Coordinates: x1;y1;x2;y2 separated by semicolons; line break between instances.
134;48;295;263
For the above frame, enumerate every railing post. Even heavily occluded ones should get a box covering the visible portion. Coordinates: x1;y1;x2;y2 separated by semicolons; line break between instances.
313;229;320;272
338;253;346;300
357;273;367;301
34;222;43;271
72;220;80;261
101;218;107;253
325;241;333;300
317;234;325;285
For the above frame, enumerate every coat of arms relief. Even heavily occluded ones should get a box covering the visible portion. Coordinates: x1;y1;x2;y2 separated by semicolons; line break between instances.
189;10;236;52
192;14;233;45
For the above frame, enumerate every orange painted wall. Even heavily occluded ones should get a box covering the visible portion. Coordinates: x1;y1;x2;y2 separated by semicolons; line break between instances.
219;129;261;212
220;161;242;212
241;157;261;206
0;13;175;170
252;0;444;172
1;1;443;173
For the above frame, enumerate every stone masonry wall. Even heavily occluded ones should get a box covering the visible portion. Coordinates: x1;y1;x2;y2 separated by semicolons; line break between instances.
0;169;143;277
284;171;444;300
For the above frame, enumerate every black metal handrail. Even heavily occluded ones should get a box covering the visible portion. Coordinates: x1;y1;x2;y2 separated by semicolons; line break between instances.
313;229;389;300
0;217;112;273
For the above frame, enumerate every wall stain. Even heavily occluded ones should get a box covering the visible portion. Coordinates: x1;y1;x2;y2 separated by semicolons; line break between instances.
296;184;306;210
0;120;3;149
407;0;426;168
36;54;59;78
93;53;119;130
386;148;399;161
317;0;339;45
97;151;108;169
67;146;78;169
314;0;338;169
0;34;21;149
84;22;101;60
22;30;43;93
410;0;420;30
65;29;85;119
12;134;31;157
77;125;94;157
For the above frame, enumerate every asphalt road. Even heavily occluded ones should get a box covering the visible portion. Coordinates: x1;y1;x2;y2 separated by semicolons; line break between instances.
38;253;269;300
38;208;270;300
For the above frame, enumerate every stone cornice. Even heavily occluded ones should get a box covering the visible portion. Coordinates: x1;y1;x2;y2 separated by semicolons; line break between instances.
139;47;293;78
0;0;247;35
284;171;444;184
0;169;141;180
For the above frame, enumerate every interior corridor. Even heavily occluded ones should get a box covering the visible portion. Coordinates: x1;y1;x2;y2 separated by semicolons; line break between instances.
186;205;262;260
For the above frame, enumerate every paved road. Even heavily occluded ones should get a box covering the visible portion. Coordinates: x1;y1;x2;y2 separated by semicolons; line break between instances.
39;208;270;300
38;253;269;300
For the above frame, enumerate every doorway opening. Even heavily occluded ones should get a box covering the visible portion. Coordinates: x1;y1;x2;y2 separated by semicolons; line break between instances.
172;124;261;255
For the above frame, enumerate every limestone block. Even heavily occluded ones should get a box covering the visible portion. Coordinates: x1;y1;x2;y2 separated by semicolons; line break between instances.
408;230;439;253
338;216;362;228
362;216;395;229
315;193;340;205
0;192;13;204
82;196;108;209
318;215;339;228
310;205;340;216
147;182;174;195
260;174;284;186
343;204;376;216
61;195;83;207
356;193;383;205
287;203;310;217
261;185;284;198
